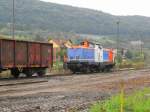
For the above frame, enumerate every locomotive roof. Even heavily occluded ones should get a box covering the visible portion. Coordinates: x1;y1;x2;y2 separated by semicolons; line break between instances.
79;40;102;46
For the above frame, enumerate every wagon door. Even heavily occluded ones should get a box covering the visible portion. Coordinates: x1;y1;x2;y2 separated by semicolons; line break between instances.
15;41;28;67
41;44;52;67
1;40;14;68
28;43;41;67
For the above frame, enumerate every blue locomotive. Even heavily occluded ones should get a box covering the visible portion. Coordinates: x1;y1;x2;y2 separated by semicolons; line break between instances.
65;41;116;73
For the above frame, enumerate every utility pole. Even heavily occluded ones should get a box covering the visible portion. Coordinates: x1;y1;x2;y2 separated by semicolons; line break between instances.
140;35;143;55
116;20;120;53
140;39;142;55
12;0;15;39
140;36;143;59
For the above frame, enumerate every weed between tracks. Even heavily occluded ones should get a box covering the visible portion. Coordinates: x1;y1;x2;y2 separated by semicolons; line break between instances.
89;88;150;112
0;71;12;78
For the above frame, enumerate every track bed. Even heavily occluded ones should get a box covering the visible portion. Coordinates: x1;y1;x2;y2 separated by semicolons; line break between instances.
0;69;150;112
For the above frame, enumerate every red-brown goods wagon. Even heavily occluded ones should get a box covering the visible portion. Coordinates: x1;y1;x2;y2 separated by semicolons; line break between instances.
0;38;53;78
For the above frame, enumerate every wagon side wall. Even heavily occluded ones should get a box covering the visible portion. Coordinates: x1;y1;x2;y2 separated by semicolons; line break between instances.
41;44;53;68
0;39;15;68
28;42;41;67
15;41;28;67
0;39;53;70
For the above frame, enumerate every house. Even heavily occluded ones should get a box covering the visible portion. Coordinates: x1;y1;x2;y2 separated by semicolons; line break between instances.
130;40;144;48
49;39;73;62
64;39;73;48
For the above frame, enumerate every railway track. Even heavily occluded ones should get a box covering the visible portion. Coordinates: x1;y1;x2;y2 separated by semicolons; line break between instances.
0;67;150;87
0;77;49;87
0;68;150;112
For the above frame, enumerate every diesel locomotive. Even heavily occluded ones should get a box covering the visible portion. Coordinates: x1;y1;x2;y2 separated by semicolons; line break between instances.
65;41;116;73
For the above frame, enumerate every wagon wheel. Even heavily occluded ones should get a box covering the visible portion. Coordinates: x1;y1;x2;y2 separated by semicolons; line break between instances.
11;68;20;78
37;69;46;77
23;69;33;77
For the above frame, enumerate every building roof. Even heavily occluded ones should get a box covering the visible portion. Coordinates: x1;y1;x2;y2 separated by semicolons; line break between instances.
49;39;72;48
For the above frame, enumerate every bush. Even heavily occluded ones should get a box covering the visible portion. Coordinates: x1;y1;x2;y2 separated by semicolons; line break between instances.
125;50;133;59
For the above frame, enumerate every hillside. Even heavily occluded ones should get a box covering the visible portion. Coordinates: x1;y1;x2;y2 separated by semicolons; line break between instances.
0;0;150;40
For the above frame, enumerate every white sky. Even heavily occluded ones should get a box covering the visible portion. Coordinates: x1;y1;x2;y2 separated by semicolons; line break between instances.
41;0;150;17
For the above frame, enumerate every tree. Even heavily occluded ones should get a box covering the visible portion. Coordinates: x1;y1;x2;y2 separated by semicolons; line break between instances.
34;34;44;41
56;47;66;62
116;54;122;64
47;36;52;41
125;50;133;59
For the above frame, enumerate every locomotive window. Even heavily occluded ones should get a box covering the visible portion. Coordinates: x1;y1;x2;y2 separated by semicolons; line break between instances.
99;46;103;49
89;44;94;48
76;56;80;59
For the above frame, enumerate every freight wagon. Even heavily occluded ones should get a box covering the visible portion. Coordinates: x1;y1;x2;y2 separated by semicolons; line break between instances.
0;38;53;78
65;41;116;73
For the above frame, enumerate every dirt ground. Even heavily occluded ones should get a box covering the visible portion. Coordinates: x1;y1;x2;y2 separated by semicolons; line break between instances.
0;69;150;112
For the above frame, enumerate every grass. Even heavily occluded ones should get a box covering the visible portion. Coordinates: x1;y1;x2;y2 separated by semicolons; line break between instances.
0;71;12;78
52;61;64;71
89;88;150;112
118;59;145;69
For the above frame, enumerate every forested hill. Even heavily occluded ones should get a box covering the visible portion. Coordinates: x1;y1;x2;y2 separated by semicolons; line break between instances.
1;0;150;39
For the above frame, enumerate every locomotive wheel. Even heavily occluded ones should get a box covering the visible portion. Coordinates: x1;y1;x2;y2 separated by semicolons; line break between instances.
105;65;112;72
71;68;78;74
90;67;95;73
106;68;111;72
83;66;90;74
11;68;20;78
82;67;87;73
101;68;105;72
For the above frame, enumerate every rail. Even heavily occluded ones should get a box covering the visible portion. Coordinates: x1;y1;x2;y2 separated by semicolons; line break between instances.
0;78;48;87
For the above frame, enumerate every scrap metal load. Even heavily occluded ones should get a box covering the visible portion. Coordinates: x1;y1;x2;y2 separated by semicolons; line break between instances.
0;38;53;78
65;41;116;73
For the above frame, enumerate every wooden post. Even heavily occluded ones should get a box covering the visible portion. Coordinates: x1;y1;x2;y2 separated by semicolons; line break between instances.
120;81;124;112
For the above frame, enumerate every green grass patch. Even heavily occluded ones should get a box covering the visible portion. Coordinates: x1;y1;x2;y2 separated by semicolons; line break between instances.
89;88;150;112
52;61;64;71
118;59;145;69
0;71;12;78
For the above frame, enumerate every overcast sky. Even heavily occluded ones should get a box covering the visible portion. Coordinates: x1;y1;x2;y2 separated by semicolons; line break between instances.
41;0;150;17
